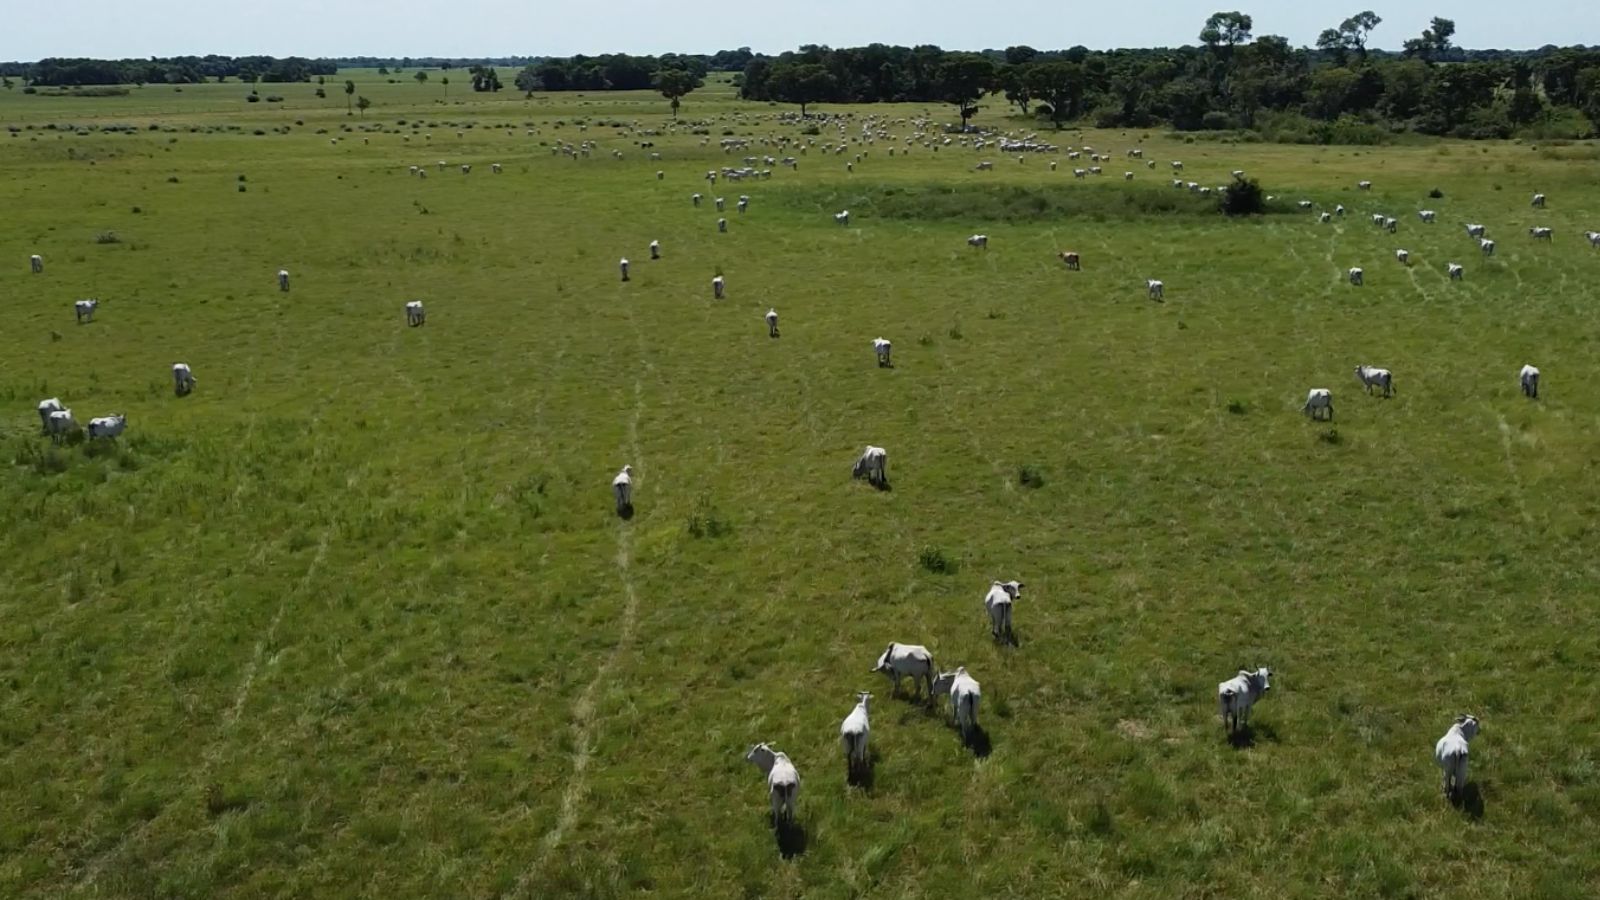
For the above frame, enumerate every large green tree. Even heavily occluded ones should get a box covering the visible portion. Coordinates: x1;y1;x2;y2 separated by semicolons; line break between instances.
1404;17;1457;63
766;62;836;116
1024;62;1086;128
653;67;703;117
937;54;997;128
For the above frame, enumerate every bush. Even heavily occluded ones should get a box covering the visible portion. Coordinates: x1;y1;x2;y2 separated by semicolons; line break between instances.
918;546;957;575
1201;111;1233;130
245;94;260;103
315;88;326;98
685;495;732;539
1428;187;1444;199
95;231;121;244
264;95;284;103
1017;465;1046;489
1218;177;1267;216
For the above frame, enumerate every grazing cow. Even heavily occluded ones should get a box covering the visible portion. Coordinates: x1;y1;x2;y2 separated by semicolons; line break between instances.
1060;251;1081;270
30;254;43;274
967;234;988;249
852;445;888;489
37;398;64;431
1304;388;1333;420
712;275;725;299
1396;249;1410;265
983;580;1022;642
1385;217;1398;233
1171;161;1183;171
1298;200;1314;210
1146;279;1164;300
1124;171;1134;180
839;693;871;776
1418;210;1437;223
873;337;892;368
460;164;471;174
1585;230;1600;249
737;195;749;214
1349;267;1364;286
871;642;934;699
1217;666;1272;734
619;258;630;282
1520;364;1540;399
1073;168;1087;179
692;193;702;207
1529;226;1553;241
932;667;982;737
1372;213;1386;227
1448;263;1464;280
613;465;634;516
1335;205;1346;217
1358;180;1373;190
1434;715;1480;801
405;300;426;327
975;161;994;171
649;240;661;260
715;197;725;212
1319;212;1332;223
835;210;850;226
491;163;502;174
87;413;127;440
46;409;77;443
765;308;779;338
74;299;98;323
1465;223;1486;238
1231;169;1245;179
172;363;196;396
745;743;800;826
1355;365;1394;397
1480;238;1496;257
278;269;290;292
717;218;728;233
1531;192;1546;208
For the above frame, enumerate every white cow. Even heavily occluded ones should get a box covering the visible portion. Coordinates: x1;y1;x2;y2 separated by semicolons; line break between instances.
1060;251;1081;270
737;195;749;214
1448;263;1464;280
1520;364;1540;399
491;163;502;173
745;743;800;826
1348;267;1364;286
46;409;77;443
873;337;892;368
871;642;932;699
1335;205;1346;217
172;363;196;395
852;445;888;489
37;398;64;431
983;580;1022;642
1304;388;1333;420
1480;238;1496;257
1355;365;1394;397
1529;226;1553;241
974;161;994;171
932;667;982;737
717;218;728;233
967;234;988;249
1358;180;1373;190
30;254;43;274
1418;210;1436;223
765;308;779;338
405;300;426;327
1298;200;1314;210
277;269;290;292
692;193;702;207
613;465;634;515
1319;212;1331;223
649;240;661;260
619;258;630;282
1147;279;1164;300
1217;666;1272;733
1585;231;1600;249
1372;214;1386;227
1171;161;1184;171
1385;217;1398;233
712;275;725;299
839;693;872;775
74;299;98;323
1434;715;1480;801
1396;249;1410;265
835;210;850;226
715;197;725;211
87;413;126;440
1531;192;1546;208
1465;223;1486;238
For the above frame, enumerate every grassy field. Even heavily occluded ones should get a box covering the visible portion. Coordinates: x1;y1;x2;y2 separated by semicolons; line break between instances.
4;70;1600;899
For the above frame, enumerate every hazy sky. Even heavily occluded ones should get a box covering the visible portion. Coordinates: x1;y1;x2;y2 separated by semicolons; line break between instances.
4;0;1592;60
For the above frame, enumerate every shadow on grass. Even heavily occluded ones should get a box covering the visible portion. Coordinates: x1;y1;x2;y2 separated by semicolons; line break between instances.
965;725;993;759
1226;721;1277;750
617;503;634;521
1454;781;1486;820
774;818;808;859
846;750;876;791
993;629;1021;649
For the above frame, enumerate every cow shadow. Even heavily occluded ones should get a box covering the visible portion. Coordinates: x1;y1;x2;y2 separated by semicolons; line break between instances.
1226;721;1277;750
773;819;808;859
846;749;877;791
1454;781;1487;820
873;480;892;493
964;725;993;759
992;630;1021;649
617;503;635;521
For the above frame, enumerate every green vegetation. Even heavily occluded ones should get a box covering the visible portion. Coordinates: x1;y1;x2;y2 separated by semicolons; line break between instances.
2;71;1600;898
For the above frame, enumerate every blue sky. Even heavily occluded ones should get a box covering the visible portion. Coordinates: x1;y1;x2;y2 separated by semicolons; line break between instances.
3;0;1592;60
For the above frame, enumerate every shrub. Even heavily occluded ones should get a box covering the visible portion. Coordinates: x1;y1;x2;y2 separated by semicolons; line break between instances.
95;231;121;244
685;495;732;539
1428;187;1444;199
264;95;283;103
315;88;326;98
918;546;957;575
1201;111;1233;130
1218;177;1266;216
1018;465;1046;489
245;94;260;103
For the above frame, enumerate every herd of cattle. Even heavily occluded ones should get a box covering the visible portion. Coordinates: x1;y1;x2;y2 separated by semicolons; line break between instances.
27;110;1591;839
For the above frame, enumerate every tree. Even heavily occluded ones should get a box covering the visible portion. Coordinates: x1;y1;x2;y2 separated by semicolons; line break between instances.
937;54;997;128
1579;68;1600;133
999;64;1032;115
1199;11;1254;58
1004;45;1038;67
378;66;389;75
356;95;371;117
1404;17;1456;63
2;76;12;90
653;67;702;118
1024;61;1086;128
766;62;836;116
343;78;354;114
469;66;502;92
441;75;449;99
514;67;539;97
1342;11;1382;62
414;70;428;85
1316;30;1350;67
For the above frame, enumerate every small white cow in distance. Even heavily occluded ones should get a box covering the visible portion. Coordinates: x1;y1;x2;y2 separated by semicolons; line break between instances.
46;409;77;443
932;667;982;738
1396;249;1410;265
712;275;725;299
1372;213;1386;227
852;445;888;489
1335;204;1346;217
1348;268;1364;286
1480;238;1496;257
1319;212;1332;223
717;218;728;233
87;413;126;440
1520;365;1540;399
30;254;43;273
714;197;726;211
1217;666;1272;734
1304;388;1333;420
172;363;196;396
37;398;64;431
1358;180;1373;190
1434;714;1480;801
838;692;871;776
405;300;426;327
1529;226;1553;241
692;193;703;207
1418;210;1437;223
1531;192;1546;208
967;234;988;249
1146;279;1164;300
619;258;630;282
612;465;634;516
74;299;98;324
1059;251;1081;270
1355;365;1394;397
737;195;750;214
983;580;1022;642
1465;223;1487;238
745;743;800;826
1171;160;1184;171
835;210;850;226
1298;200;1314;210
277;269;290;292
491;163;502;174
1585;231;1600;249
974;160;994;171
649;240;661;260
765;308;779;338
1384;217;1398;233
1448;263;1464;281
871;642;934;699
873;337;892;368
